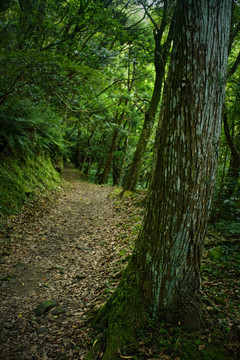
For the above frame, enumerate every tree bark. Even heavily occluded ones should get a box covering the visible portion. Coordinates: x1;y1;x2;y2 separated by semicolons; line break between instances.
86;1;231;359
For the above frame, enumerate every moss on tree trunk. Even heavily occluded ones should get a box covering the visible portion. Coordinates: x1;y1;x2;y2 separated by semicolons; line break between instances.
86;259;147;360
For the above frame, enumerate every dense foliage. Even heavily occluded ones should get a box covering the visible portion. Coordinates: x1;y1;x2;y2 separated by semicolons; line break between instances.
0;0;239;235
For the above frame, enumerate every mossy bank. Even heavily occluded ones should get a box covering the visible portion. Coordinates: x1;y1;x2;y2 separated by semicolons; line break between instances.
0;151;62;219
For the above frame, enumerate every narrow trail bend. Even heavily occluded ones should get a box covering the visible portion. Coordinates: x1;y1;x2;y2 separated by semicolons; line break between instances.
0;169;127;360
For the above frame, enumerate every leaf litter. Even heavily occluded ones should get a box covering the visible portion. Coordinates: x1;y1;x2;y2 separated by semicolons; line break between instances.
0;169;137;360
0;168;239;359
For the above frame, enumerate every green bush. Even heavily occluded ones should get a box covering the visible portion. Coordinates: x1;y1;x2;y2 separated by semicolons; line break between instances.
0;99;63;156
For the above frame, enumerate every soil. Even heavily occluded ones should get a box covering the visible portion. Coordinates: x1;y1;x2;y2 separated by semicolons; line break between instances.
0;168;128;360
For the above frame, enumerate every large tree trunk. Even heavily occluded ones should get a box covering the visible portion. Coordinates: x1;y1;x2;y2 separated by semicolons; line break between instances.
86;1;231;359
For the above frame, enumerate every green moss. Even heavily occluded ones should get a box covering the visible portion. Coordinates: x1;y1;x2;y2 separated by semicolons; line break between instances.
109;188;123;198
0;151;61;217
207;247;222;261
89;263;147;360
122;190;134;198
178;339;233;360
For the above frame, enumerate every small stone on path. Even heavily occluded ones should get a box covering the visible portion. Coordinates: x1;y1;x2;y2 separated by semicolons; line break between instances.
34;300;57;316
37;326;48;334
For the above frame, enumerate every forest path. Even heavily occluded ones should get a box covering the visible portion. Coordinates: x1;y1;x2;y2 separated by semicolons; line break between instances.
0;168;126;360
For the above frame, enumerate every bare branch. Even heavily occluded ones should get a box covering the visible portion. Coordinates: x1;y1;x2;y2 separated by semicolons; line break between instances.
97;80;120;97
142;2;158;29
55;92;112;114
228;51;240;78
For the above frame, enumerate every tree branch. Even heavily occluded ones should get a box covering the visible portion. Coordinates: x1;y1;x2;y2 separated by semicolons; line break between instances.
97;80;120;97
0;77;33;106
142;2;158;29
228;51;240;78
55;92;112;114
229;21;240;53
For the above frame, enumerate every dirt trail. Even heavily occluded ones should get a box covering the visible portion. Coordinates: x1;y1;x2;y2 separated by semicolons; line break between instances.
0;169;124;360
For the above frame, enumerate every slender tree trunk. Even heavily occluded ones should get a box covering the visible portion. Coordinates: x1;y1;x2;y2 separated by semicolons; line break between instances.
115;135;129;186
122;66;164;191
98;128;121;184
122;4;175;192
98;46;136;185
213;145;229;222
76;129;82;168
79;130;95;170
98;106;127;184
112;121;130;185
98;109;126;184
112;143;123;186
84;156;93;175
222;106;240;198
86;1;231;359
